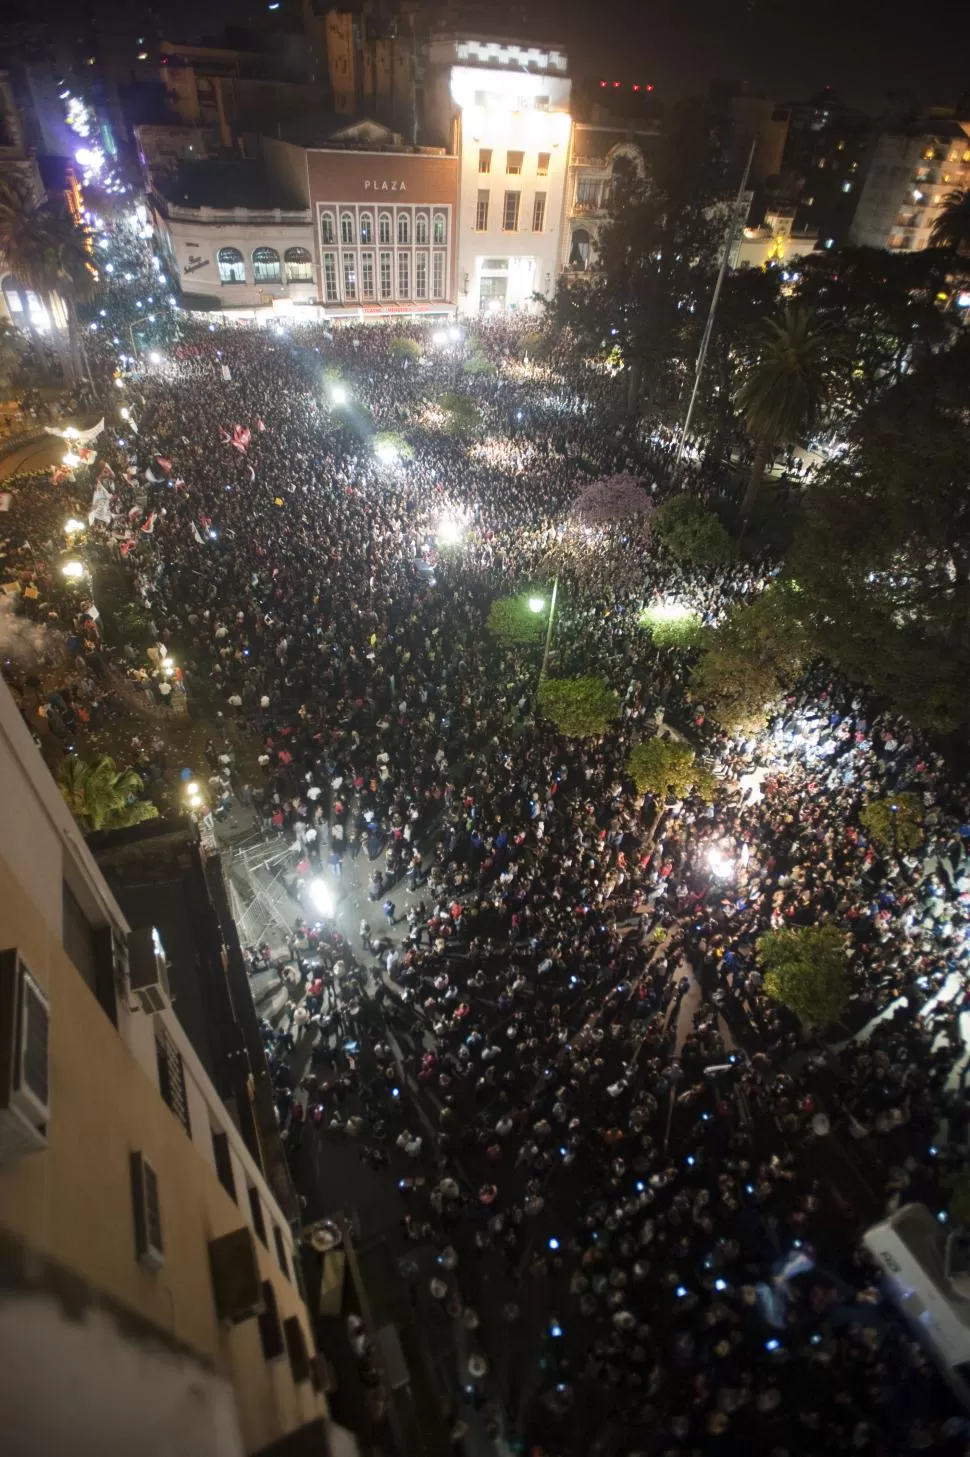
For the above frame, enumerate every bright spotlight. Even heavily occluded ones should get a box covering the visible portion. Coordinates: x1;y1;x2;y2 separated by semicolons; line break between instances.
528;596;546;613
448;327;462;343
374;440;399;464
650;600;694;622
329;383;348;406
63;518;85;534
308;878;335;917
62;451;81;468
61;560;86;580
148;351;162;365
707;847;734;879
437;515;463;546
432;329;448;346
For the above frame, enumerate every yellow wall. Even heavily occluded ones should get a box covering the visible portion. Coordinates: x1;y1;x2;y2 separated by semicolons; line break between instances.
0;852;324;1454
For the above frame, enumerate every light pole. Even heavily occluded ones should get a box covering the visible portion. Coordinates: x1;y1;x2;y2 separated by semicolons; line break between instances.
537;574;559;691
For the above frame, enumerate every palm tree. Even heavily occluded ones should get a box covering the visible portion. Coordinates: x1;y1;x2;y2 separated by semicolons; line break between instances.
58;755;160;834
930;188;970;255
0;176;95;387
735;306;846;525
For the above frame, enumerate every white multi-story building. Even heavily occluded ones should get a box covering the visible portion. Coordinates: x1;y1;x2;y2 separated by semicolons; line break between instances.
849;119;970;253
426;36;572;316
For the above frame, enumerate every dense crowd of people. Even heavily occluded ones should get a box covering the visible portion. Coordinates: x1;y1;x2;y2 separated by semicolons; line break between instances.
3;219;970;1456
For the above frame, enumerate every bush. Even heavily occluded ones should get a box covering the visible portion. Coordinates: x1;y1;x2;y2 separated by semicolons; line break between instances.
757;924;848;1028
653;495;733;565
437;391;482;436
538;676;619;737
486;595;547;644
859;793;925;854
638;603;704;649
389;337;422;360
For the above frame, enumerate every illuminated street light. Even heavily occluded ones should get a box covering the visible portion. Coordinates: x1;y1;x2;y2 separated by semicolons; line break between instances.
650;600;694;623
448;326;462;343
330;383;349;406
707;846;734;879
148;351;162;365
63;518;85;534
62;451;81;468
61;560;86;580
528;596;546;613
437;515;463;546
119;406;130;420
432;329;448;346
374;440;399;464
114;377;124;389
308;878;335;917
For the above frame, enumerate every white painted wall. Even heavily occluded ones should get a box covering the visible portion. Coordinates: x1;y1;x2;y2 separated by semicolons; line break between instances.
155;211;317;308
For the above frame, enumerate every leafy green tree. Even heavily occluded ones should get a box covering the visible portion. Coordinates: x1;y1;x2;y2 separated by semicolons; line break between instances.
552;103;731;415
58;755;160;833
757;924;848;1027
638;603;703;648
538;677;619;737
930;188;970;255
0;176;95;386
519;329;552;360
627;738;716;842
792;334;970;731
859;793;925;855
653;495;732;565
372;430;413;461
735;306;847;524
462;350;494;376
437;391;482;436
389;337;422;360
690;585;808;732
486;595;547;644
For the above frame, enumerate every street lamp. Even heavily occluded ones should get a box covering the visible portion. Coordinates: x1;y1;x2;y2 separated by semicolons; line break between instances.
63;518;85;535
432;329;448;346
61;560;86;580
528;596;546;613
437;515;463;547
538;575;559;688
374;440;399;465
329;383;348;406
308;878;335;917
148;351;162;365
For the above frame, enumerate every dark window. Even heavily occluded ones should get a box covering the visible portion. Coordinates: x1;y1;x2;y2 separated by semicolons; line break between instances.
62;880;97;992
258;1280;285;1360
248;1186;267;1245
155;1026;191;1136
273;1223;289;1280
212;1129;237;1202
284;1315;310;1382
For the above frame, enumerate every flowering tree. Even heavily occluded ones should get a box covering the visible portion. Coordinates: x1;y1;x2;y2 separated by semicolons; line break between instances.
570;473;653;532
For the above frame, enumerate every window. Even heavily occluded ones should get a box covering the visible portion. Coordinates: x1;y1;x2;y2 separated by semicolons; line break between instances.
343;255;357;299
379;251;392;298
320;212;335;245
130;1152;164;1269
323;253;338;302
62;880;97;991
361;251;375;299
536;152;550;177
273;1224;290;1280
506;150;524;175
503;190;521;231
252;247;281;284
532;191;546;231
432;251;445;299
803;195;815;207
340;212;354;245
379;212;392;244
478;147;492;174
475;190;489;231
211;1129;237;1202
398;251;409;297
415;212;429;244
258;1280;285;1360
536;95;550;111
217;246;245;283
415;252;428;298
284;247;313;283
247;1183;266;1241
284;1316;310;1383
155;1026;191;1136
433;212;446;244
397;212;410;245
360;212;373;244
576;178;601;205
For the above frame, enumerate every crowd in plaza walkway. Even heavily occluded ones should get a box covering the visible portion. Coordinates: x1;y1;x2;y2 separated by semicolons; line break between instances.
5;293;970;1455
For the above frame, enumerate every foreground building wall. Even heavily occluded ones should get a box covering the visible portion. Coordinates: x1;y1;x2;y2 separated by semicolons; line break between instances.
0;679;329;1455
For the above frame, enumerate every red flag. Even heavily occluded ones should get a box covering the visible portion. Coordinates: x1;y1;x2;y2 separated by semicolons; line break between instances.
119;536;137;557
140;511;156;536
155;455;173;474
231;424;251;453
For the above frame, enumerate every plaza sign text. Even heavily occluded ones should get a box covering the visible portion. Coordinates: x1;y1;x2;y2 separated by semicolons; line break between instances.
363;180;407;191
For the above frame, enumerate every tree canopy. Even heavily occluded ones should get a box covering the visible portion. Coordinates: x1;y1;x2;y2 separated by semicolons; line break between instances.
59;755;160;834
690;584;808;732
859;793;925;855
653;495;732;565
437;391;482;436
757;924;848;1027
627;738;715;800
538;677;620;737
388;337;421;360
486;594;548;644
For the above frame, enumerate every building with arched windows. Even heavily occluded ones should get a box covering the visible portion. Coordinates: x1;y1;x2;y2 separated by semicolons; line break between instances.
561;120;659;276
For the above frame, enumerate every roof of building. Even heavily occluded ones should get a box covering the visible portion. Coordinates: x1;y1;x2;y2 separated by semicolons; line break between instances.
157;157;305;211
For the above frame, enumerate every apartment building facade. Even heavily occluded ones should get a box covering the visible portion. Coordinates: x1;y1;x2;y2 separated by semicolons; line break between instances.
850;120;970;252
0;679;344;1457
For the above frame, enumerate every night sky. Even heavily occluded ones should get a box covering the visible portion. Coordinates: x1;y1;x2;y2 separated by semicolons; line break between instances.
545;0;968;110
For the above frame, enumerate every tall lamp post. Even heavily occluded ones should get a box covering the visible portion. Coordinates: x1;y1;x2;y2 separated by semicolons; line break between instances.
532;575;559;694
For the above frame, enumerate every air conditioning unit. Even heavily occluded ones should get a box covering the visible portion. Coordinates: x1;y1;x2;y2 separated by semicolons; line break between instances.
130;1150;165;1270
0;949;50;1163
128;926;171;1014
209;1226;262;1324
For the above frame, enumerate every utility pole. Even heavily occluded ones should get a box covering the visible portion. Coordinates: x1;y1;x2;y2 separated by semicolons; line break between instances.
673;139;756;475
538;574;559;690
